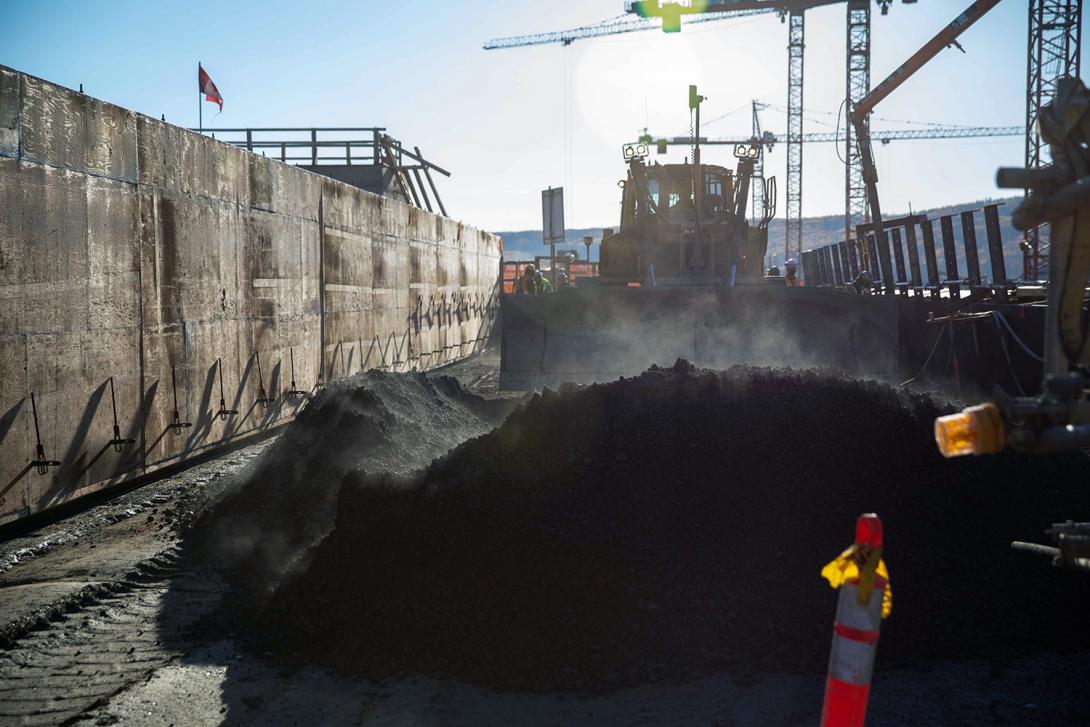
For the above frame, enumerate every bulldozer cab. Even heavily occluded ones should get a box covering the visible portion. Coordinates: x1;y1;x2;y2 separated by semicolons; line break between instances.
601;154;770;286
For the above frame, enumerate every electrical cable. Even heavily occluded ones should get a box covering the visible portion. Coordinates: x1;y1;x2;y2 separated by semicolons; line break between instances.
900;322;948;387
834;98;848;166
992;311;1044;362
763;103;996;130
701;102;752;128
992;315;1027;396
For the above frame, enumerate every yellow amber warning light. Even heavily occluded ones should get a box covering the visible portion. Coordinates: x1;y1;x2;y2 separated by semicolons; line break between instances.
934;402;1006;458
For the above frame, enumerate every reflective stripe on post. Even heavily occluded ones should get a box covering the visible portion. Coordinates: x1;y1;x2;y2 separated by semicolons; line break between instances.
820;513;887;727
821;580;885;726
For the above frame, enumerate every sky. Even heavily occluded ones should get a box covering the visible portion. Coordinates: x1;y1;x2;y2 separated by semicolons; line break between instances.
4;1;1083;235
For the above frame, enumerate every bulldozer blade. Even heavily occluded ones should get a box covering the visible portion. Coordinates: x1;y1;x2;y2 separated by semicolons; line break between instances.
500;286;901;390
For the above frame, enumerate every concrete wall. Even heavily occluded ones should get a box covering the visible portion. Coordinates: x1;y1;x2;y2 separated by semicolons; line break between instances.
0;66;500;525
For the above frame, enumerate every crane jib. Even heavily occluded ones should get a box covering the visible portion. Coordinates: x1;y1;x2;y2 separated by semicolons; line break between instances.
850;0;1002;123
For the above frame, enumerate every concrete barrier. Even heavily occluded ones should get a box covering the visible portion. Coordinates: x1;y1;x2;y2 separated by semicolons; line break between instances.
0;66;500;525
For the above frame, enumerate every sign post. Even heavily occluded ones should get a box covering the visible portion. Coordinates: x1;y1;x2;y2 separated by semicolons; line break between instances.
542;187;565;287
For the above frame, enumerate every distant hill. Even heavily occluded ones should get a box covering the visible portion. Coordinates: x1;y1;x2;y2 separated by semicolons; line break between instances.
494;195;1028;280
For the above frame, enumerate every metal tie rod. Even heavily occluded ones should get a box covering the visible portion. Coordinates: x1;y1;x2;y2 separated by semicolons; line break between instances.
170;365;193;434
29;391;61;475
215;358;240;420
106;377;136;452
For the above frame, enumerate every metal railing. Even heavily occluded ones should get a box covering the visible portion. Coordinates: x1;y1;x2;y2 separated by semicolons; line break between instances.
800;204;1022;295
191;127;450;215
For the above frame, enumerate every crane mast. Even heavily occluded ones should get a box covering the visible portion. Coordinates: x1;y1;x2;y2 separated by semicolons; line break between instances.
849;0;1002;292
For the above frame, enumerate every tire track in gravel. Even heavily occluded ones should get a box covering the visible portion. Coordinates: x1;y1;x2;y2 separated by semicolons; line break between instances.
0;547;228;725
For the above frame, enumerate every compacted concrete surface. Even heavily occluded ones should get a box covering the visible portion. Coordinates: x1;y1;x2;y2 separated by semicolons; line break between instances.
1;353;1089;726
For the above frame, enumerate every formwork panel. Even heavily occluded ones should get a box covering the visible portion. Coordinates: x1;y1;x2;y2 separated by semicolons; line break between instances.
0;160;89;335
0;67;19;156
23;325;142;513
321;178;378;233
323;225;374;380
87;175;140;332
409;240;438;365
370;232;410;370
245;211;320;351
380;196;406;241
137;117;250;204
416;209;439;245
20;74;137;182
138;187;252;466
407;206;429;244
145;190;245;325
147;317;243;463
0;334;29;525
247;153;321;222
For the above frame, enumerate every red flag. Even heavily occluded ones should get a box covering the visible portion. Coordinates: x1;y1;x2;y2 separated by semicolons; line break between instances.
198;64;223;111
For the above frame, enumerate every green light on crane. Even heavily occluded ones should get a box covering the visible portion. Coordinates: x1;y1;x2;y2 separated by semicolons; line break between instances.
632;1;710;33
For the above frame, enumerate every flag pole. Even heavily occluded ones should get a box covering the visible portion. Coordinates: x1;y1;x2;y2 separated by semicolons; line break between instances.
198;62;202;133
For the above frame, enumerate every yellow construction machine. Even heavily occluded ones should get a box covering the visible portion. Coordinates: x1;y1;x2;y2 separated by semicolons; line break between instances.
599;87;774;288
499;86;902;390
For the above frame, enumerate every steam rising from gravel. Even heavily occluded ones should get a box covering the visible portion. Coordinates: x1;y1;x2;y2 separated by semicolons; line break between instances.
190;370;516;602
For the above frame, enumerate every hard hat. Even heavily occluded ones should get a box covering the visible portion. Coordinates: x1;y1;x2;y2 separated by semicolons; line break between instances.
785;258;798;268
525;263;536;274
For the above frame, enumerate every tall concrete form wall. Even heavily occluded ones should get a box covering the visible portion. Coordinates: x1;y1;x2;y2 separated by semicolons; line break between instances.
0;67;500;525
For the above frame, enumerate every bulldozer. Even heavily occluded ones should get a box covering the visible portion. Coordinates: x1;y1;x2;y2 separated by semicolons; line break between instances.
598;135;772;287
499;86;902;390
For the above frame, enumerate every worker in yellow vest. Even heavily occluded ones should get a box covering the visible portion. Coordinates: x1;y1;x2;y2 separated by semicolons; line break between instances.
784;258;800;287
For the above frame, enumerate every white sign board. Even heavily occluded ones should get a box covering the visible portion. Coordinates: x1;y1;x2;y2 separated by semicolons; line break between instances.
542;187;565;247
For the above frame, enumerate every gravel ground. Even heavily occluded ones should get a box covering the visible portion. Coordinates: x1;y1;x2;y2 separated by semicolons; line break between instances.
2;351;1089;726
74;648;1090;726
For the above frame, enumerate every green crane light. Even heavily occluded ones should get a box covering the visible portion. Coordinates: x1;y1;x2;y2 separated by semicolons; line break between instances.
632;1;710;34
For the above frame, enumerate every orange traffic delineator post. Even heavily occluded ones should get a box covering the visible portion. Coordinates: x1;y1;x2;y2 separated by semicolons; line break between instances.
819;513;892;727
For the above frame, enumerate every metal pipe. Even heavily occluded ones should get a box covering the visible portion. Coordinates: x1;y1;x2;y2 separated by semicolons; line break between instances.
1011;175;1090;231
850;0;1002;123
1011;540;1059;558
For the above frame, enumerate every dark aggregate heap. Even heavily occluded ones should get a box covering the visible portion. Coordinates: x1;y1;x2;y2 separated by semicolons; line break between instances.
260;361;1090;693
191;370;515;599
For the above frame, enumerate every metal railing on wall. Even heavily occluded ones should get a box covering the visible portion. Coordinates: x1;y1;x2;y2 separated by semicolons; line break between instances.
189;126;450;215
800;204;1020;297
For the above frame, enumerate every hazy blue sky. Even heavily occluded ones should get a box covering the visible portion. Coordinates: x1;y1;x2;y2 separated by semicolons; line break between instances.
4;1;1082;233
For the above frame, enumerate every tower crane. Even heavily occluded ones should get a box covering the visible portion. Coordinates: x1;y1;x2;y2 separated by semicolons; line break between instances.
484;0;914;267
850;0;1001;293
485;1;1081;280
647;124;1021;148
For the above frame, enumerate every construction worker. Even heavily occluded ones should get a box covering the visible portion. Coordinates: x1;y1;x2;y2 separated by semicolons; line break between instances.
784;258;799;287
517;264;537;294
851;269;874;294
518;264;551;294
556;270;575;290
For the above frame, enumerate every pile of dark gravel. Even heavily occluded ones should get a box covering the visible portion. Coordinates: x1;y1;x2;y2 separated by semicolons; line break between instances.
259;361;1090;692
190;370;516;599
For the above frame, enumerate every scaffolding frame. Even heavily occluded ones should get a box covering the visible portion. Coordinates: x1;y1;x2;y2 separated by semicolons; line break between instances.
785;10;806;263
1024;0;1083;280
845;1;871;248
